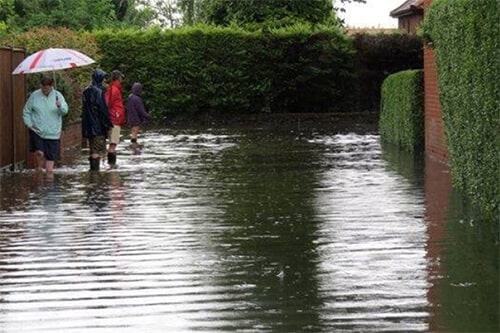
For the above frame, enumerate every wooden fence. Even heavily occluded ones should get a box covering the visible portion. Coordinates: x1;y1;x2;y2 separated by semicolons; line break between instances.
0;47;27;171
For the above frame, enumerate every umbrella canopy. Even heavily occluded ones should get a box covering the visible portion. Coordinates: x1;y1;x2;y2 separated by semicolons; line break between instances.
12;48;95;75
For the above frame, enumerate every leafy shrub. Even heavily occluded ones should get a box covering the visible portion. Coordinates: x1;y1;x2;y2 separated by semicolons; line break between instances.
379;70;423;152
425;0;499;219
93;24;356;119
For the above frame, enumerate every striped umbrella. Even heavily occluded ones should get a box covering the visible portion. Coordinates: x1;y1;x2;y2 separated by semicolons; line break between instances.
12;48;95;75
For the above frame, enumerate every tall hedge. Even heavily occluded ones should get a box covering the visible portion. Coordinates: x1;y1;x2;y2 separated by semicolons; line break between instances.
425;0;499;219
92;24;356;118
379;70;423;152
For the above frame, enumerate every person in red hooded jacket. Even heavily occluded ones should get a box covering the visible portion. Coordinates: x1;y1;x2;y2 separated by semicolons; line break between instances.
104;70;126;167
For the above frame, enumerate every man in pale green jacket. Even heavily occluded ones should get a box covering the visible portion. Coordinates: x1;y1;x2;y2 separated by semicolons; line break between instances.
23;76;68;176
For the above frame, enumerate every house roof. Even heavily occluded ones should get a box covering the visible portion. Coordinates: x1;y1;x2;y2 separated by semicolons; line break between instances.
390;0;424;18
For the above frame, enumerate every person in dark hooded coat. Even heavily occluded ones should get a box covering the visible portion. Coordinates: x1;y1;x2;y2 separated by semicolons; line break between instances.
126;82;151;147
82;69;113;171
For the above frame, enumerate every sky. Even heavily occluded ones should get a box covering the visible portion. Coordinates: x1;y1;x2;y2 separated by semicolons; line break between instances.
337;0;405;28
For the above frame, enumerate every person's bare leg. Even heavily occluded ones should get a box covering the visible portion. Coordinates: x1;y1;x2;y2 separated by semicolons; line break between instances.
34;150;44;171
107;126;119;167
108;143;116;153
45;160;54;173
130;126;139;153
87;150;101;172
130;126;140;141
45;160;55;179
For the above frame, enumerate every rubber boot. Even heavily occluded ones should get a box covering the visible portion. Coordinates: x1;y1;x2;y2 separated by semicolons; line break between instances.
89;157;100;172
107;152;117;167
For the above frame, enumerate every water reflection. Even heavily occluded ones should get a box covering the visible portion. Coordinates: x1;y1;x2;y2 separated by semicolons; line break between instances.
313;134;428;332
209;132;323;331
0;129;497;333
380;145;499;333
423;157;499;333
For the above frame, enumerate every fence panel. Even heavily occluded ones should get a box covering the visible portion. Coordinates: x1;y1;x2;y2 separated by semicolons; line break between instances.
0;47;26;170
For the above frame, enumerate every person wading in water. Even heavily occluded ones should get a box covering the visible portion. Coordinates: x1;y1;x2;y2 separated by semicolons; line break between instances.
126;82;151;154
22;76;69;178
82;69;113;171
104;69;125;168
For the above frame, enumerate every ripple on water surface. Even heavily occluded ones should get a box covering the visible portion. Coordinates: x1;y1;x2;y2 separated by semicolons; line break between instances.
0;130;492;332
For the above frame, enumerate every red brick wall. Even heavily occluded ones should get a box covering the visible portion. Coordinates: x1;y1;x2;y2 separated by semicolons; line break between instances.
59;121;82;165
423;0;449;163
423;2;450;320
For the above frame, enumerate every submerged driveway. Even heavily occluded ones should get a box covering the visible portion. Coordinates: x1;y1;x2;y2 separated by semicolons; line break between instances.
0;128;498;333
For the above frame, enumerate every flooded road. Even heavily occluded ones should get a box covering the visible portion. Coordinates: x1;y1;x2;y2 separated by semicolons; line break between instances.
0;128;498;333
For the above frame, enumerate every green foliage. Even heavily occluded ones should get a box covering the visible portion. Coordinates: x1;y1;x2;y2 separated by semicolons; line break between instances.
0;27;102;125
193;0;339;28
93;24;355;118
0;0;152;32
424;0;499;219
0;0;369;32
379;70;423;152
177;0;365;28
266;24;356;113
352;32;423;112
111;0;130;21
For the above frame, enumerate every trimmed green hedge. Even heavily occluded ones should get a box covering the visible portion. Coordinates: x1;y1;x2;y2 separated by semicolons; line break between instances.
425;0;499;219
379;70;423;152
1;26;424;124
93;28;423;118
93;24;356;119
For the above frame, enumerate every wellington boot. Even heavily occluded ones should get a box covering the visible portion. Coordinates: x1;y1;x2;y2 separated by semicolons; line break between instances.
107;152;117;166
89;157;100;172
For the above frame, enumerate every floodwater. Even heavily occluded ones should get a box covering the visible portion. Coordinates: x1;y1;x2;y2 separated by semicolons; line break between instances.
0;128;498;333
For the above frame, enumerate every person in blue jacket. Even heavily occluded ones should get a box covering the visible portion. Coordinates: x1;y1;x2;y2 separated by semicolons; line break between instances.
126;82;151;151
23;76;68;176
82;69;113;171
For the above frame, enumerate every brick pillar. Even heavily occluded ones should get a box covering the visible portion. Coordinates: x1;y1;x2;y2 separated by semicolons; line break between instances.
423;0;449;164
